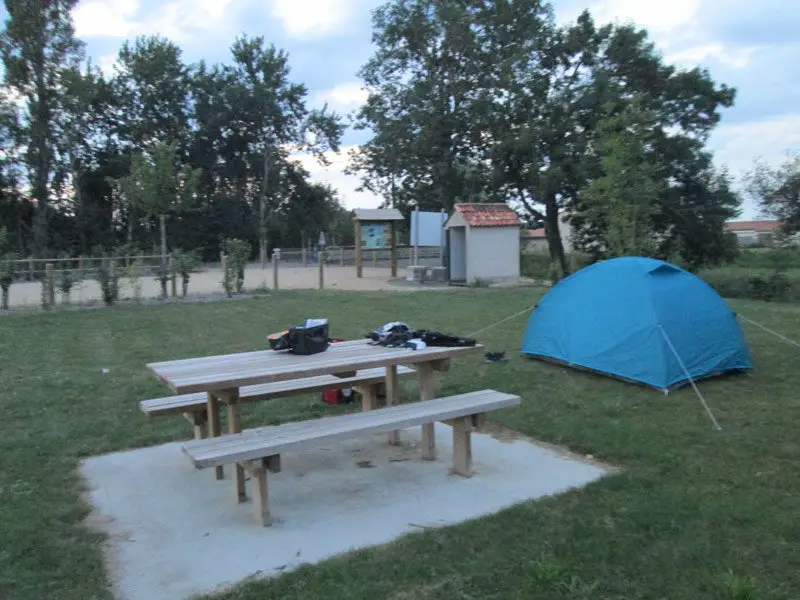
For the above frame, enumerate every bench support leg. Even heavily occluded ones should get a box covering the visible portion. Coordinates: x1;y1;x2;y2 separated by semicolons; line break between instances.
359;384;378;411
207;393;224;481
265;454;281;473
418;363;436;460
223;389;247;503
385;365;400;445
451;417;473;477
191;411;208;440
249;461;273;527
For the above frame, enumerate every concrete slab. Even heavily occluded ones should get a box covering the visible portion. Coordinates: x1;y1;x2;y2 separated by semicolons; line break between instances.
81;424;609;600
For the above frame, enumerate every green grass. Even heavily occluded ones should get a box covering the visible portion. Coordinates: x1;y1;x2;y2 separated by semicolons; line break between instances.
1;289;799;599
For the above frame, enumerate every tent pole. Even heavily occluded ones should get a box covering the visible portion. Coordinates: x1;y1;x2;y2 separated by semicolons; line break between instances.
738;314;800;350
657;325;723;432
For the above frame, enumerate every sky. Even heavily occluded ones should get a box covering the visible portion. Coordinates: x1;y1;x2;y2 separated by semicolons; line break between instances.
60;0;800;218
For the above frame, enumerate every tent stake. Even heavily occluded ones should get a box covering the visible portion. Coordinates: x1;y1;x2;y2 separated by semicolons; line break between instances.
657;325;723;432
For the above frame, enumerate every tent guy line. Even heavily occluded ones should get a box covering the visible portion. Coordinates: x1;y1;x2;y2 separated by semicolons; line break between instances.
737;314;800;351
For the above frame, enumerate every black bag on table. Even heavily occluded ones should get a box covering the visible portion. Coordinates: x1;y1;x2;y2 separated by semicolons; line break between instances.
289;323;330;355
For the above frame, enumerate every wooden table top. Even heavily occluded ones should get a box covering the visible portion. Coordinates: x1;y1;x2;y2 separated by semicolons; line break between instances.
147;339;483;394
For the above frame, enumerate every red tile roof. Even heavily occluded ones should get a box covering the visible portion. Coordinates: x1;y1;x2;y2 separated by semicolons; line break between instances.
454;203;520;228
725;220;782;233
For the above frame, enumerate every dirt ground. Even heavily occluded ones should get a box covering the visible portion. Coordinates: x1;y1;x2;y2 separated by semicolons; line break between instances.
4;266;452;308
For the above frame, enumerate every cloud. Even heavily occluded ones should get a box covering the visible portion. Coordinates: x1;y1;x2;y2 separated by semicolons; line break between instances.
291;147;382;210
73;0;139;38
666;43;758;70
72;0;237;44
269;0;356;38
709;113;800;218
314;82;368;113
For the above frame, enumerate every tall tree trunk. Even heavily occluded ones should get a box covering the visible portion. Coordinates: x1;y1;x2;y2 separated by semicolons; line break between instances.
544;195;569;278
160;214;167;264
32;50;51;256
259;143;271;267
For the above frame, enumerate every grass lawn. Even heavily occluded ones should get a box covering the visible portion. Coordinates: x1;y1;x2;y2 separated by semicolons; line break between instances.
1;288;798;599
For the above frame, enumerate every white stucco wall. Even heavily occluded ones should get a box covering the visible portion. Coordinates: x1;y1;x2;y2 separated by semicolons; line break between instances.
449;227;467;280
466;226;520;282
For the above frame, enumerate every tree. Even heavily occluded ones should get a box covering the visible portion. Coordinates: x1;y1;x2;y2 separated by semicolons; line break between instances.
0;225;15;309
349;0;496;213
221;35;343;262
1;0;84;253
578;99;664;258
746;153;800;232
117;142;200;260
351;1;736;275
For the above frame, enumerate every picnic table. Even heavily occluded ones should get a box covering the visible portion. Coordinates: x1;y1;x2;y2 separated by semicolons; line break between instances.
147;339;484;501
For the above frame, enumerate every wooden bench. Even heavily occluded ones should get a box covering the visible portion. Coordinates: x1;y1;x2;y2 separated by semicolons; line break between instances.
183;389;520;526
140;366;417;439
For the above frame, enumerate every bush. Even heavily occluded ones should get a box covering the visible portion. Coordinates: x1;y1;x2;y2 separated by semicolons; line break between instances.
520;252;592;281
222;238;251;294
95;259;120;306
172;250;200;297
700;268;800;302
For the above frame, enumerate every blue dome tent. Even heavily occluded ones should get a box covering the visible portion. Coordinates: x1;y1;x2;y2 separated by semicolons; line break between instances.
521;257;753;391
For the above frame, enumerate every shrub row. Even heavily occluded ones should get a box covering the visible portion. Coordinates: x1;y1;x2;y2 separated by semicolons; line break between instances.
700;268;800;302
520;252;593;280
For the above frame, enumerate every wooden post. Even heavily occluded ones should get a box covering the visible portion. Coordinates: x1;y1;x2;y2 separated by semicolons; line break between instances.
302;246;308;267
191;412;207;440
418;363;436;460
250;460;273;526
360;384;377;411
220;253;229;297
340;247;345;266
45;263;55;308
223;389;246;503
78;256;84;273
27;256;33;281
355;220;363;278
318;252;324;290
452;417;473;477
372;249;377;268
386;365;400;445
272;249;280;291
390;221;398;277
207;393;224;480
169;256;177;298
440;208;446;264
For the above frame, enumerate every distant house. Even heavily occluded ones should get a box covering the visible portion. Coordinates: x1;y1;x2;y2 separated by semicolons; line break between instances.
724;220;785;247
521;215;573;253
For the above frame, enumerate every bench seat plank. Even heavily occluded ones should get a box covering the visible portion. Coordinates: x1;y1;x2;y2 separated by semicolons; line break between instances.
141;366;416;416
183;389;520;469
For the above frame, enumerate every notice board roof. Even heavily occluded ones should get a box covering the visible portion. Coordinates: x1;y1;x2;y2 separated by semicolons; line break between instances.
352;208;404;222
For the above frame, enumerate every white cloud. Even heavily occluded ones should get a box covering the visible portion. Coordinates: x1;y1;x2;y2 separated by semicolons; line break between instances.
292;147;382;210
97;54;118;75
270;0;355;38
72;0;236;43
711;113;800;176
666;43;758;70
709;113;800;218
73;0;139;38
315;82;369;112
586;0;700;35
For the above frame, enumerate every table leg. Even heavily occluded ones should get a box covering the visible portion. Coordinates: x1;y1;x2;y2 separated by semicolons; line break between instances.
207;392;224;480
418;362;436;460
386;365;400;445
223;388;247;503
